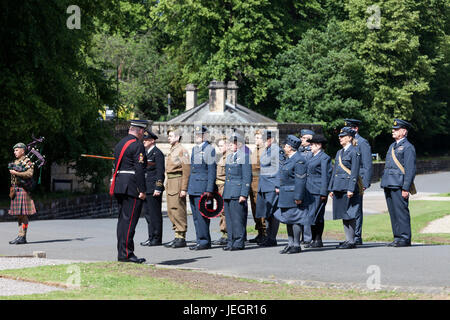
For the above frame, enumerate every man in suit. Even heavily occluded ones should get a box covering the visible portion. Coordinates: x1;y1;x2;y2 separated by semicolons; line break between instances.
344;119;373;245
140;130;165;247
111;120;148;263
380;119;416;247
187;125;217;250
222;133;252;251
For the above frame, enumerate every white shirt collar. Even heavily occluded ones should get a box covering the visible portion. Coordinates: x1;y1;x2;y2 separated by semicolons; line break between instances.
343;143;351;151
146;145;155;154
288;151;297;159
396;137;405;145
313;150;322;157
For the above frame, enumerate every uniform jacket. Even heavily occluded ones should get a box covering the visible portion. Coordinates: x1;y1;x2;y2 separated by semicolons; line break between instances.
165;142;190;195
113;134;146;198
380;138;416;191
258;144;285;193
222;149;252;200
328;144;361;193
355;133;373;188
277;152;307;208
299;145;313;161
187;141;217;195
144;145;165;193
306;150;332;196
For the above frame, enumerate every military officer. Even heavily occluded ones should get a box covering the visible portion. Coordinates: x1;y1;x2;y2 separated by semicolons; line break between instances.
344;118;373;245
299;129;315;244
274;135;308;254
248;130;267;244
164;126;190;248
212;135;229;245
304;135;332;248
328;127;362;249
222;133;252;251
256;130;285;247
8;142;37;245
380;119;416;247
140;130;165;247
111;120;148;263
187;126;217;250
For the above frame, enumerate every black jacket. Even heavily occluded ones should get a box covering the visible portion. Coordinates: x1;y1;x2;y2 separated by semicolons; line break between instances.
145;146;165;193
113;134;147;198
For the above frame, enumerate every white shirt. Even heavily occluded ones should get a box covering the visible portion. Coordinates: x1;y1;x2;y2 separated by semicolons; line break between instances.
146;145;155;154
343;143;351;152
288;151;297;159
396;137;405;145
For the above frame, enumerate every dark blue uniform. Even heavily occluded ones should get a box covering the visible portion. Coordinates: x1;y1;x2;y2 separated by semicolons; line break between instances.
256;143;285;246
222;149;252;250
142;146;165;245
113;134;146;260
354;133;373;243
380;137;416;245
187;141;217;248
299;145;313;243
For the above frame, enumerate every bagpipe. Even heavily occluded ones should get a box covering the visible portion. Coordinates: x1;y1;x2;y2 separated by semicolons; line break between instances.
8;135;46;192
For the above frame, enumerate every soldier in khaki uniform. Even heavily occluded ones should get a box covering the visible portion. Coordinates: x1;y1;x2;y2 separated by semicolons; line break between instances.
248;130;267;243
164;127;190;248
212;136;229;245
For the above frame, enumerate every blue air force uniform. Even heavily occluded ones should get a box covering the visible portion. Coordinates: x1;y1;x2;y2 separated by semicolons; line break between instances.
299;129;315;243
255;131;285;246
345;118;373;244
187;127;217;249
328;127;361;248
380;119;416;246
222;140;252;250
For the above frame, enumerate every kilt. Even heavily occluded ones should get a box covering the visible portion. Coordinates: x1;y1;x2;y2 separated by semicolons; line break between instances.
8;187;36;216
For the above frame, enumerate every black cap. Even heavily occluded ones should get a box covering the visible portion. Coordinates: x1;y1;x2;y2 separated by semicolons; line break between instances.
344;119;362;127
307;134;327;145
143;130;158;140
338;127;357;137
285;135;301;150
392;119;412;130
130;119;148;128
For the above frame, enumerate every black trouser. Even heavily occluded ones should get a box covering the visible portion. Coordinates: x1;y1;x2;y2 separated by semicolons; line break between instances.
311;222;324;241
116;194;144;259
143;193;163;243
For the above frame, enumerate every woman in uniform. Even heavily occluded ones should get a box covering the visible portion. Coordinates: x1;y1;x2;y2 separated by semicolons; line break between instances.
328;127;362;249
274;135;308;254
304;135;332;248
8;142;36;244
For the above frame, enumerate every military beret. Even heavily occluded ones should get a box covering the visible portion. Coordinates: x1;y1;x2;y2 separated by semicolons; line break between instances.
300;129;315;137
143;130;158;140
194;125;208;134
285;135;301;150
392;119;412;130
307;134;327;145
344;119;362;127
338;127;357;137
130;119;148;128
13;142;26;150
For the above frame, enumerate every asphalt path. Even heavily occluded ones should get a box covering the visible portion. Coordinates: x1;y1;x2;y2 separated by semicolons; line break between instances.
0;172;449;294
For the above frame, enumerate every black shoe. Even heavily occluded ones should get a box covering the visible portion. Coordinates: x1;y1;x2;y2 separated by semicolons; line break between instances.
249;234;266;244
279;245;291;254
9;236;20;245
393;241;411;247
230;247;244;251
387;240;398;247
258;238;277;247
310;240;323;248
336;242;356;249
118;256;146;264
338;241;346;245
222;246;231;251
148;241;162;246
303;242;313;248
212;237;228;245
140;239;152;246
354;238;363;245
164;239;177;248
10;236;27;245
189;244;211;251
287;246;301;254
172;239;187;248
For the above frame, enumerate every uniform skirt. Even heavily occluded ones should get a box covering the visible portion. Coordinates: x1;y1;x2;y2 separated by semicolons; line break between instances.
307;194;327;224
274;192;314;225
332;190;360;220
255;191;278;219
8;187;36;216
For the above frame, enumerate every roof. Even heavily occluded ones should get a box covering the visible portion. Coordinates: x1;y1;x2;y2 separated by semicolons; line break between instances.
167;102;277;124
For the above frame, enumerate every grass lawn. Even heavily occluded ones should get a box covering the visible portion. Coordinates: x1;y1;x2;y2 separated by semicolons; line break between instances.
432;193;450;197
0;262;447;300
248;200;450;245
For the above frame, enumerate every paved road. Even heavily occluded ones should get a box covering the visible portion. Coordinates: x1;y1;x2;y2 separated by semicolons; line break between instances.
0;172;449;293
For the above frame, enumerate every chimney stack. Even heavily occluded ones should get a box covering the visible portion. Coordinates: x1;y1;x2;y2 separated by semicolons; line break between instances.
185;84;198;111
208;80;226;113
226;81;238;106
